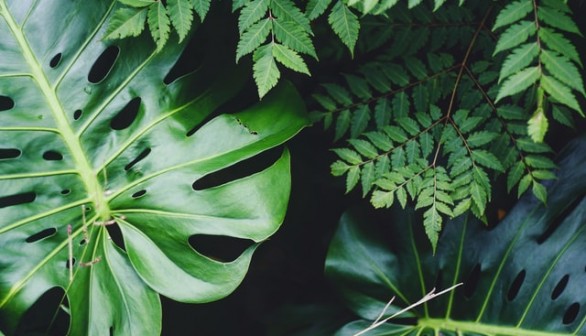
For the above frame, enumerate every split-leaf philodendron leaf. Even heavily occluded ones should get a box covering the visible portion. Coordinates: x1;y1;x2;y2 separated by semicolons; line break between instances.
0;1;307;335
326;137;586;335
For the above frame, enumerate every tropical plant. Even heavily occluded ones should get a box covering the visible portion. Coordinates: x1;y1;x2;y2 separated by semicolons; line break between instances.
0;1;306;334
312;0;584;249
325;136;586;335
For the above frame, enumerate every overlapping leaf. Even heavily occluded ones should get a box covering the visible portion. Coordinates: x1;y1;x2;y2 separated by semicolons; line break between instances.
327;136;586;335
0;1;306;335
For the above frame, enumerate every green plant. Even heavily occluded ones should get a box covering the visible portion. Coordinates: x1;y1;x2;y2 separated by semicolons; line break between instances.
0;1;306;334
313;1;584;249
325;136;586;335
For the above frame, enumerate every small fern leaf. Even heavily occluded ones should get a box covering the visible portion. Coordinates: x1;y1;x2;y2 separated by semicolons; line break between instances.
344;74;371;99
238;0;269;34
541;75;582;114
527;108;549;143
539;28;582;67
346;166;361;193
493;20;536;55
472;150;504;172
167;0;192;42
272;19;317;59
335;109;352;141
306;0;333;20
105;8;148;40
538;7;581;35
420;132;434;158
271;0;312;34
532;181;547;203
392;92;410;118
552;105;575;127
331;161;351;176
236;18;271;62
492;0;532;31
495;66;540;102
452;198;471;217
525;155;556;169
423;207;441;252
361;161;375;197
323;83;352;105
374;98;391;129
328;1;360;56
193;0;211;20
147;1;171;51
467;131;498;148
333;148;362;165
365;132;392;151
540;49;586;96
350;105;370;138
348;139;378;159
507;161;525;192
272;43;310;75
253;44;280;98
371;190;394;209
499;43;539;83
397;117;420;137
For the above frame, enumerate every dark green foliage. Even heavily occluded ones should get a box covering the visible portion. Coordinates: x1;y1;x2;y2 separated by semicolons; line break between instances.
311;1;583;249
326;136;586;335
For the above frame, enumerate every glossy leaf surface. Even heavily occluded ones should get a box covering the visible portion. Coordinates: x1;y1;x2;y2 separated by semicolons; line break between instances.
327;137;586;335
0;1;306;334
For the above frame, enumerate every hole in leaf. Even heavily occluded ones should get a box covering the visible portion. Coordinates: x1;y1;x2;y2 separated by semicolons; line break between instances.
507;269;526;301
15;287;69;335
0;95;14;111
163;37;204;85
88;45;119;83
463;263;481;299
61;189;71;195
43;150;63;161
189;235;254;262
0;148;21;160
131;189;146;199
551;274;570;300
49;53;62;68
0;192;36;208
106;222;125;251
186;110;222;137
563;302;580;325
66;257;76;269
192;146;282;190
25;228;57;243
125;148;151;171
73;109;82;120
110;97;141;130
79;238;87;246
538;197;582;244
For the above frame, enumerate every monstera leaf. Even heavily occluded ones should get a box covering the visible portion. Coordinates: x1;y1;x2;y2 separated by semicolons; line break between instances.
0;1;306;335
326;137;586;335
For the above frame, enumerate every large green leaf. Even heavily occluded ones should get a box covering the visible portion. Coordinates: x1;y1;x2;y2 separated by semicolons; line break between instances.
0;1;306;335
326;137;586;335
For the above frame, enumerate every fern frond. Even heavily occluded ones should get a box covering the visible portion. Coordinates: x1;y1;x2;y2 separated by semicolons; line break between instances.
105;7;148;40
253;44;280;98
167;0;192;42
147;1;171;50
192;0;211;20
328;1;360;56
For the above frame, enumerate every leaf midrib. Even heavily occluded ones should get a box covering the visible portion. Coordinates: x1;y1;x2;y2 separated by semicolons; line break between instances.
0;1;109;219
